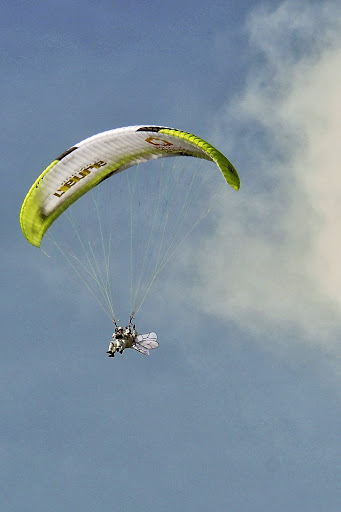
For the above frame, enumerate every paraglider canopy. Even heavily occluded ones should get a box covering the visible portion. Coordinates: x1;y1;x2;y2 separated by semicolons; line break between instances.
19;125;240;322
20;125;240;248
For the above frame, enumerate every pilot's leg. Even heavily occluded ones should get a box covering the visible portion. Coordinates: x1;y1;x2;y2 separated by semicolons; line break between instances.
118;340;127;354
107;340;116;356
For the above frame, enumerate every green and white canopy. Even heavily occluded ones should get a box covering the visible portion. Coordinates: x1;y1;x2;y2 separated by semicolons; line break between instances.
20;125;240;248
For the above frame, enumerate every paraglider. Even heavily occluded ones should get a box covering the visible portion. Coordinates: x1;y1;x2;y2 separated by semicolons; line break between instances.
20;125;240;357
107;323;159;357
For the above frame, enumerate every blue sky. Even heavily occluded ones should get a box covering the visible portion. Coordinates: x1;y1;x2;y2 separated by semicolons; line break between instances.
2;1;341;510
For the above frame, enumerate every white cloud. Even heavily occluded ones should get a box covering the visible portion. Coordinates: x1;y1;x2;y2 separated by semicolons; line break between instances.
186;1;341;351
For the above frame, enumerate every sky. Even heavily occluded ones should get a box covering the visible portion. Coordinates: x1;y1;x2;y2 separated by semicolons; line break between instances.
2;0;341;510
